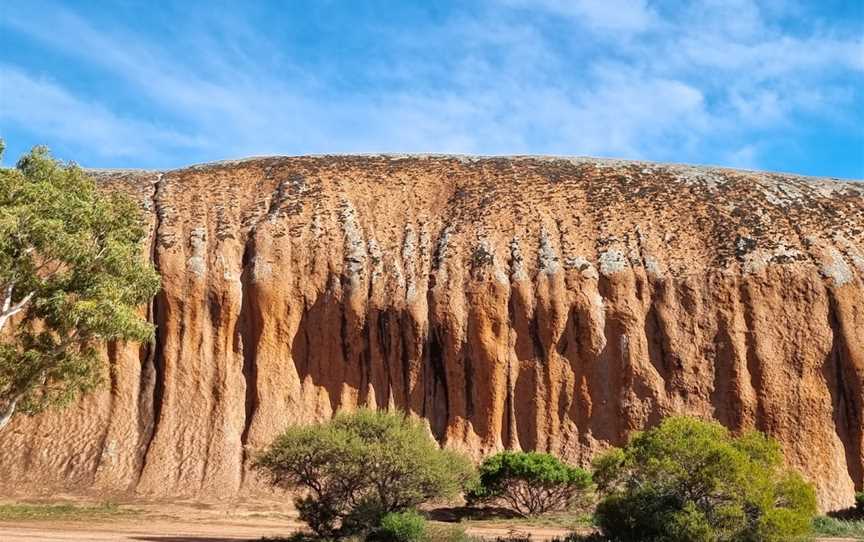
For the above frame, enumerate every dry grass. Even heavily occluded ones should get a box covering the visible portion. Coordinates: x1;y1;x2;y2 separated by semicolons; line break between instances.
0;501;138;521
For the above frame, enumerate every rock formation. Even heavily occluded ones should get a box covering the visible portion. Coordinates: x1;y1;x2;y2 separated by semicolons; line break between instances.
0;155;861;510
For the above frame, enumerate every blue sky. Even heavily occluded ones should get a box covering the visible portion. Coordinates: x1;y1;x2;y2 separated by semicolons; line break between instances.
1;1;862;178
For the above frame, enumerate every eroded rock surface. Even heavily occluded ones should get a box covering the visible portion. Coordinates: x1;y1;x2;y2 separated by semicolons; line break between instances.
0;156;861;510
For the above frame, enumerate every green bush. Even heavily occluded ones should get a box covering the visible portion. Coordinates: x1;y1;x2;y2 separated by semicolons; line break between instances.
856;491;864;514
468;451;593;516
371;510;427;542
592;416;817;542
254;409;476;537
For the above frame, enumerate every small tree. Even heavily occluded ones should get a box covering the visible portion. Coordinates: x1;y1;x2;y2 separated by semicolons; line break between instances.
592;416;818;542
467;451;593;517
254;409;476;537
0;144;160;428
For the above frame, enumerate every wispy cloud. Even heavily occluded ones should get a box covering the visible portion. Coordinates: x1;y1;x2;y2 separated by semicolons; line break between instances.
0;65;201;161
0;0;860;174
499;0;659;32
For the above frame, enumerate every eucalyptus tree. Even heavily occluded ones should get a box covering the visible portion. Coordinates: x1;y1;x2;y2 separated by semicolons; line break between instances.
0;142;159;428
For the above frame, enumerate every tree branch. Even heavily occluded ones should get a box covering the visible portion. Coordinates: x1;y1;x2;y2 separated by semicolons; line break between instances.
0;394;22;431
0;288;35;331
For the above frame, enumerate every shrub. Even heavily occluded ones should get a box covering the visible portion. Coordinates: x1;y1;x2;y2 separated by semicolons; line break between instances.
254;409;475;537
371;510;427;542
856;491;864;514
592;416;818;542
468;451;593;516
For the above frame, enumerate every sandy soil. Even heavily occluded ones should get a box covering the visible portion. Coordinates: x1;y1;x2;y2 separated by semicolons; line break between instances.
0;519;576;542
0;519;289;541
0;520;857;542
0;500;856;541
0;499;578;541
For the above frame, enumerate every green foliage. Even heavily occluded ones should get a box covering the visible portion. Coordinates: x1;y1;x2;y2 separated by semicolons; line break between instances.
0;145;160;424
254;409;476;538
856;491;864;513
371;510;427;542
592;416;818;542
468;451;593;517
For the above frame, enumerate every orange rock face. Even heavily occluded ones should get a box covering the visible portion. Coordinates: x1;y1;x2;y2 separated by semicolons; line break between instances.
0;156;861;510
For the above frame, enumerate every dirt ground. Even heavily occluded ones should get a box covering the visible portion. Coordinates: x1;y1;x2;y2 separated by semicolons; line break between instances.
0;499;856;542
0;520;858;542
0;499;580;541
0;521;580;542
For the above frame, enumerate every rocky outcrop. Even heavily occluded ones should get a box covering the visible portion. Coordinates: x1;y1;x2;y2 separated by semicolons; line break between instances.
0;155;861;510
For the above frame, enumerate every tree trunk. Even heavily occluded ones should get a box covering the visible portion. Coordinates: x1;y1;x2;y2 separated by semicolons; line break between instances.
0;282;32;431
0;397;18;431
0;283;34;331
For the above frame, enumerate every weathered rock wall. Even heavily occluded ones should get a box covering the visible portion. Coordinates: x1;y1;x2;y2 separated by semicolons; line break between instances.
0;156;861;510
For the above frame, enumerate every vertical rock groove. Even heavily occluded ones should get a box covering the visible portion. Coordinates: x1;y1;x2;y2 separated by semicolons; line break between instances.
237;234;260;460
825;287;864;489
139;173;167;483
